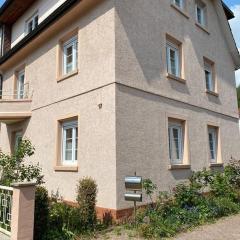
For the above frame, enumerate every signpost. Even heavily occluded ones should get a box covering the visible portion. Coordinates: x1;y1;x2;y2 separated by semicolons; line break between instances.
124;173;143;225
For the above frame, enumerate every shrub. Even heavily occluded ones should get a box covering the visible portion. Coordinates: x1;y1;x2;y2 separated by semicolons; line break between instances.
135;160;240;239
0;139;44;186
34;186;49;240
76;177;98;230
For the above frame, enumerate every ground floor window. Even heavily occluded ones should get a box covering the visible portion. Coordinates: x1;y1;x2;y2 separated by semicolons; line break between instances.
168;119;184;164
208;126;218;163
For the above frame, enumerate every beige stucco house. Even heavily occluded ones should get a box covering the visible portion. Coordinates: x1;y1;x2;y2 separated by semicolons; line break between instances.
0;0;239;218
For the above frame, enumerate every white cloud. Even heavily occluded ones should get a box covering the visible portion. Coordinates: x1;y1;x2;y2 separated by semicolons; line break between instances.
229;5;240;86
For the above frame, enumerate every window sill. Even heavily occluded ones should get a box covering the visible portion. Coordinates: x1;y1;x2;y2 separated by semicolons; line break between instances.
195;22;210;35
169;164;191;170
167;73;186;84
209;163;224;168
171;4;189;19
206;89;219;97
57;69;78;82
54;166;78;172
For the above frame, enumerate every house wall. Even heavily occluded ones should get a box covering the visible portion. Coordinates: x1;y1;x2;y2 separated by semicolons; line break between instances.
115;0;240;209
11;0;68;47
0;0;239;212
0;0;117;209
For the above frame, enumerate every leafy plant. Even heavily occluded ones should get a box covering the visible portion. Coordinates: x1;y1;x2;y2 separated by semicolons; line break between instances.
134;159;240;239
34;186;49;240
143;178;157;205
0;139;44;186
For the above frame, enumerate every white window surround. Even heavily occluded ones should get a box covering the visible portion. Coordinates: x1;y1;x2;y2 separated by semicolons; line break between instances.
195;1;206;26
166;42;181;77
208;127;217;163
62;120;78;166
63;36;78;75
168;122;184;164
25;12;38;35
173;0;184;9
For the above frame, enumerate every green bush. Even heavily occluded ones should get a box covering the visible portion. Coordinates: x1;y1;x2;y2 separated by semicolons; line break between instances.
135;159;240;239
34;186;49;240
76;177;98;230
0;139;44;186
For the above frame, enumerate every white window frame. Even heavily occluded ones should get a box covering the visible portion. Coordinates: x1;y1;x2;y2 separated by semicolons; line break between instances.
204;62;214;92
14;131;23;151
17;70;25;99
166;42;180;77
168;123;183;164
195;2;206;26
173;0;184;9
208;128;217;163
62;120;78;166
25;12;38;35
63;36;78;75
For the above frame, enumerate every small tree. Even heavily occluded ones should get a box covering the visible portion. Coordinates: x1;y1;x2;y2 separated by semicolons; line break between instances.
76;177;97;230
0;139;44;186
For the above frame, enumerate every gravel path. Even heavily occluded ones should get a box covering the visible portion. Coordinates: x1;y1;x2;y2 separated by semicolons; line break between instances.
174;214;240;240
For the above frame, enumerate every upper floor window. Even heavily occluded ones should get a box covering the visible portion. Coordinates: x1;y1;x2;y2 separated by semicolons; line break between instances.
166;41;181;78
63;36;78;75
26;13;38;35
204;59;216;93
62;120;78;165
195;0;206;26
16;70;25;99
173;0;184;9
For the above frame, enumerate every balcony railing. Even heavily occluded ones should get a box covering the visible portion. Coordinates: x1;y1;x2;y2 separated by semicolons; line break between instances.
0;83;31;101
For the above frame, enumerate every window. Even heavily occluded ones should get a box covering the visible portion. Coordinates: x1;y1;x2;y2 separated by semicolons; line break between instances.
166;42;181;77
195;1;206;26
14;131;22;151
63;36;78;75
208;127;218;163
26;13;38;35
173;0;184;9
62;120;78;165
168;122;183;164
204;60;215;92
16;70;25;99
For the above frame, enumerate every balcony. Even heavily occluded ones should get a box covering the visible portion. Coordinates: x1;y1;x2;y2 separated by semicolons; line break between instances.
0;83;32;124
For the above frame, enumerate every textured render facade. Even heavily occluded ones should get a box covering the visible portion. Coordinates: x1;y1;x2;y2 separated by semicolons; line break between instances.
0;0;239;216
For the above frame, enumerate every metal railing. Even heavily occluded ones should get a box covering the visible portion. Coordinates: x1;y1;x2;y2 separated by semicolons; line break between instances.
0;83;31;100
0;186;13;235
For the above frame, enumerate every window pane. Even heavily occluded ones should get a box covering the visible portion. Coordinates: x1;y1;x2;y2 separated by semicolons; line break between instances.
65;149;73;161
205;70;211;90
170;49;177;75
66;128;73;139
172;128;180;160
